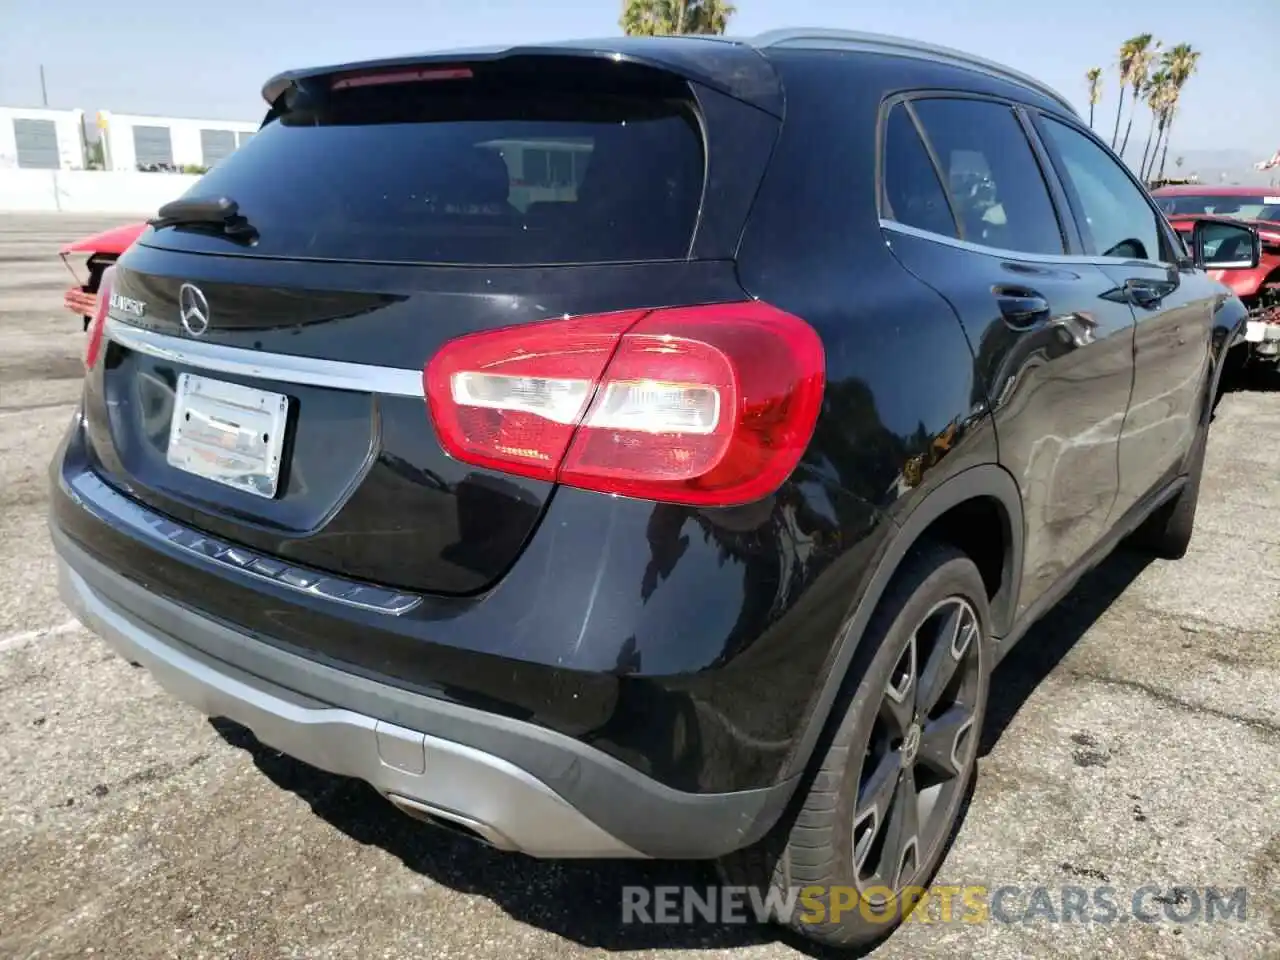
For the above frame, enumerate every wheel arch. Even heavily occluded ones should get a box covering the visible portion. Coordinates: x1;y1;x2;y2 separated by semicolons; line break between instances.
1205;290;1252;427
781;463;1024;782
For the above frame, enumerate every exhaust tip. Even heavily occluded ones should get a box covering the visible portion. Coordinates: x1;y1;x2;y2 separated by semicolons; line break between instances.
385;794;516;851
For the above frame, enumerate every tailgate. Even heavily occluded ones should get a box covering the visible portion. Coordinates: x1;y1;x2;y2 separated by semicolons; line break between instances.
81;52;779;597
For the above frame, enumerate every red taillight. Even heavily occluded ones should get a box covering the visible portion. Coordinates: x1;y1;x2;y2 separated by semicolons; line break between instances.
84;265;114;370
423;302;826;507
330;67;474;90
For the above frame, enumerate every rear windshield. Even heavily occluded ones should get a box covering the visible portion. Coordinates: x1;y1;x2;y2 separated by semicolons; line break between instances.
147;64;706;265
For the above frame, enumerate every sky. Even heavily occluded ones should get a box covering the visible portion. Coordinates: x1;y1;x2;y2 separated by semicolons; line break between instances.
1;0;1277;161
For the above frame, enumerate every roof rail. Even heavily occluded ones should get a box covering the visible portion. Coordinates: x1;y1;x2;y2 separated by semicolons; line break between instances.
749;28;1078;116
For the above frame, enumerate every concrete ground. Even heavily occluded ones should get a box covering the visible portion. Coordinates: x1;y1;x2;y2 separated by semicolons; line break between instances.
1;213;1277;960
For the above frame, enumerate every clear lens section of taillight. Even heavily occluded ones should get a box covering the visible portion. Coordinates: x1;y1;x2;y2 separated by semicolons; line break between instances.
450;372;594;425
583;379;721;434
423;301;826;506
84;265;115;370
424;311;645;482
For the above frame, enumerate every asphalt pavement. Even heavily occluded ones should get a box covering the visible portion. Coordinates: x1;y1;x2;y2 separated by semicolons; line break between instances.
1;213;1277;960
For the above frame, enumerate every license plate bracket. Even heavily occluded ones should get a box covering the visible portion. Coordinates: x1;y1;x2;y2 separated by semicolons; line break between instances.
166;373;291;499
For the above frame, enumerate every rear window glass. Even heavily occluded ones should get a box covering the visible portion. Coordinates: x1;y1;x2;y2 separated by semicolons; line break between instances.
148;69;706;265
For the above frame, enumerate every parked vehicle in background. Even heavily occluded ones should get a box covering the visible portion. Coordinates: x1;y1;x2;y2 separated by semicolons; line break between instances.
49;30;1260;949
1153;185;1280;364
60;222;147;328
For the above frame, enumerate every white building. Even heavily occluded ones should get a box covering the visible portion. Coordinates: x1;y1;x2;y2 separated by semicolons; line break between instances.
98;111;259;172
0;107;87;170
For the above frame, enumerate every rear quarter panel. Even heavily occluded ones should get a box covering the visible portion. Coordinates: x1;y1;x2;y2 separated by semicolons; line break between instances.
731;48;1006;778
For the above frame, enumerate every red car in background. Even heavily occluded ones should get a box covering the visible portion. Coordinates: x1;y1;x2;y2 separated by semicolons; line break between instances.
1152;185;1280;363
60;221;147;328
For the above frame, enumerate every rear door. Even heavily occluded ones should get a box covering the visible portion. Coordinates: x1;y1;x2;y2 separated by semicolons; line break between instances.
1032;113;1220;513
878;94;1136;618
86;54;778;597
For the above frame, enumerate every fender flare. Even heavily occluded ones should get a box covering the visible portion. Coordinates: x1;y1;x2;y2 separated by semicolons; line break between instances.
781;463;1024;781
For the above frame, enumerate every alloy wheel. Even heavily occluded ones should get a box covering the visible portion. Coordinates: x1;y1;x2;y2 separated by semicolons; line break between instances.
850;596;982;908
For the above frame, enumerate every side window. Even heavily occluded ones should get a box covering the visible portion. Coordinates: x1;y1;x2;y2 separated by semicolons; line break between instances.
1038;117;1165;262
911;98;1065;256
881;104;958;239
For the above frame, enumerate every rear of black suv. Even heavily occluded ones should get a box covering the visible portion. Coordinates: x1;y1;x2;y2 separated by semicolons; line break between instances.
49;27;1251;953
48;41;845;861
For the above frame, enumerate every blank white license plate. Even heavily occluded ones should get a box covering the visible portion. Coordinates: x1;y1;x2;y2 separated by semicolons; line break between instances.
166;373;291;499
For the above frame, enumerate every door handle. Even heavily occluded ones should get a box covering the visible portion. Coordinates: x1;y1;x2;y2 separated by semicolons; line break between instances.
1125;280;1166;309
993;286;1051;328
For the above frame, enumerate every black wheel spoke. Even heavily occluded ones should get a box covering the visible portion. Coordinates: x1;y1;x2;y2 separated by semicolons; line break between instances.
917;704;975;778
881;767;921;889
878;691;913;736
916;602;975;716
880;634;917;735
854;749;901;868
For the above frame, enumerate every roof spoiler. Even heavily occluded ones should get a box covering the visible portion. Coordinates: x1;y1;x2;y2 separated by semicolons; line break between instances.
261;30;1080;123
260;37;785;117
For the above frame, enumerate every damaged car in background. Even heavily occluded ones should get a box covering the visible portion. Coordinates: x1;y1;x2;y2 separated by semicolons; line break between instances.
1153;185;1280;367
59;222;146;329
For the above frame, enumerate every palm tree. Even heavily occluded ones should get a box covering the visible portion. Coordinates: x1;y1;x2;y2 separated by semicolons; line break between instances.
1155;43;1201;181
1086;67;1103;128
1119;36;1159;159
1111;34;1149;150
620;0;736;36
1145;96;1174;182
1139;70;1171;180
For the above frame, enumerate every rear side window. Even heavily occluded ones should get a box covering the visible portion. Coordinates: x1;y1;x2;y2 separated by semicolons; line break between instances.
1038;117;1165;262
154;66;706;265
910;98;1065;256
881;104;958;239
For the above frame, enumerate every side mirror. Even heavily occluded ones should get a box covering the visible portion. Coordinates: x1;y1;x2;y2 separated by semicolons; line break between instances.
1192;218;1261;270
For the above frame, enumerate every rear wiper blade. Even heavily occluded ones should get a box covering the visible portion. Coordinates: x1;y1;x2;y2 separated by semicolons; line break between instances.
148;196;259;243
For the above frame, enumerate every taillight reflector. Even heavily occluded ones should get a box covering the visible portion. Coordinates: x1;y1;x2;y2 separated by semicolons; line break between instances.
423;302;826;507
84;265;115;370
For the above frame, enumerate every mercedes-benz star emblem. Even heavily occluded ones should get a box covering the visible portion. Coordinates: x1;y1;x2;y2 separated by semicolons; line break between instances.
179;283;210;337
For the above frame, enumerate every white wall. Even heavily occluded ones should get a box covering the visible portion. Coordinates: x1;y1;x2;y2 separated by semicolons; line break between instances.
100;112;258;171
0;170;201;214
0;107;86;171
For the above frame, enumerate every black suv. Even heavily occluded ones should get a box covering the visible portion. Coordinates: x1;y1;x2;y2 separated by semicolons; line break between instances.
50;28;1259;948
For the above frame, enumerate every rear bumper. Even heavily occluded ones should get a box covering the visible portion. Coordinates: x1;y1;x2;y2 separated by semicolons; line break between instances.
52;526;793;859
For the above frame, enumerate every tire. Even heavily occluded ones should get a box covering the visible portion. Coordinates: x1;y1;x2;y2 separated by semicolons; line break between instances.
719;541;991;949
1130;420;1207;560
